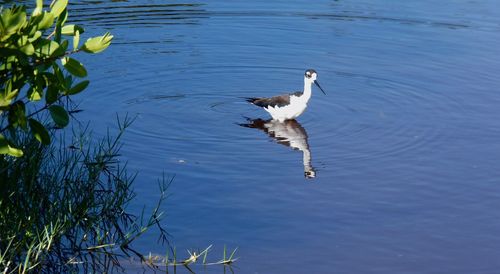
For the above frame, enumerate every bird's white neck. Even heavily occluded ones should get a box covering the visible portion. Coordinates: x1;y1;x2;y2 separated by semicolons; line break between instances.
303;79;313;102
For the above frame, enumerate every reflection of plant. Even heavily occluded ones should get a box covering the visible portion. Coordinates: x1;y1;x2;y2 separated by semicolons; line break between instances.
143;245;239;273
0;116;170;273
0;0;113;156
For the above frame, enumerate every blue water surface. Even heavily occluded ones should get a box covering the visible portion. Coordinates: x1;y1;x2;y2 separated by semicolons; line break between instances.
11;0;500;272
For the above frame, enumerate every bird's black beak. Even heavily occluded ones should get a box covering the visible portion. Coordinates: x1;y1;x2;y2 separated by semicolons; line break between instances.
314;80;326;95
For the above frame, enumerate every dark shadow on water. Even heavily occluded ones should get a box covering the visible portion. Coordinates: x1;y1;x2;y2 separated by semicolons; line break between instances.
239;118;316;179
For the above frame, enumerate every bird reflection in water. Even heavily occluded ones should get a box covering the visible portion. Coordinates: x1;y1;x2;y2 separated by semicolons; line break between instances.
240;118;316;179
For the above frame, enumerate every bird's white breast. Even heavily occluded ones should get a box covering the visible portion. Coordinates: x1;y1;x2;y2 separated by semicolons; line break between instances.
264;95;308;122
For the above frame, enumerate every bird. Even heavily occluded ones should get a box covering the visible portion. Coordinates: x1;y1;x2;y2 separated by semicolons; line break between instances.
245;69;326;122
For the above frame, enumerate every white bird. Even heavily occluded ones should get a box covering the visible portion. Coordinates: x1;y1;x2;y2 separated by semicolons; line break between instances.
246;69;326;122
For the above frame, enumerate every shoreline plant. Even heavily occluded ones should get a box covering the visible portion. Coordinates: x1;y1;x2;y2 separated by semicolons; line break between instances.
1;116;170;273
0;1;170;272
0;0;112;156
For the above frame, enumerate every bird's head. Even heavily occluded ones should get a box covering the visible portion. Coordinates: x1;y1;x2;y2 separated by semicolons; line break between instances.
305;69;318;81
304;69;326;95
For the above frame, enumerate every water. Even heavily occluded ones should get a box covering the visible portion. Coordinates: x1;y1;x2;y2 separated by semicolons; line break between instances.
8;0;500;272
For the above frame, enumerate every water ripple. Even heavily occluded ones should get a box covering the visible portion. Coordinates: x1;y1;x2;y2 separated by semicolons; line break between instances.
68;2;208;26
60;2;483;31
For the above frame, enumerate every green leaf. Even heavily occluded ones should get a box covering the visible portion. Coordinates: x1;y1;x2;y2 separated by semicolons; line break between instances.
57;8;68;26
27;87;42;101
8;146;24;157
19;43;35;55
37;11;55;31
64;75;73;89
0;78;19;107
8;100;27;129
52;63;65;84
73;30;80;51
28;118;50;145
61;24;85;36
67;80;89;95
33;0;44;16
28;31;42;43
50;0;68;18
27;76;45;101
62;57;87;77
53;39;68;57
40;12;56;30
0;6;27;40
0;134;23;157
0;134;10;154
41;71;57;84
36;39;60;57
5;87;19;101
49;105;69;127
45;84;59;104
53;4;67;43
81;32;113;53
16;34;28;46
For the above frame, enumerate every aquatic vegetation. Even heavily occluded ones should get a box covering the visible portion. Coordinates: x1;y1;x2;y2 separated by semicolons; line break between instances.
142;245;238;273
0;116;171;273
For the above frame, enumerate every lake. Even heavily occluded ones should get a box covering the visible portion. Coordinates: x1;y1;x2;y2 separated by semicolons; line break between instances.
15;0;500;272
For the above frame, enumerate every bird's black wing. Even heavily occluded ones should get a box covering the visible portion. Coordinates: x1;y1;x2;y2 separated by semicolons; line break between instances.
246;91;302;108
